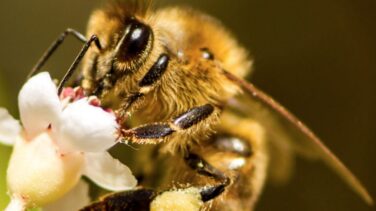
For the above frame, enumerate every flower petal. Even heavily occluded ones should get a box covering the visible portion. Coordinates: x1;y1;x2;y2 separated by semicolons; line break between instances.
0;108;21;145
18;72;62;137
83;152;137;191
55;99;117;153
44;180;90;211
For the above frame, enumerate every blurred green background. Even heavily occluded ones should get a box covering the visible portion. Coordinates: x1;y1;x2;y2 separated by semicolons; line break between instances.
0;0;375;210
0;76;12;209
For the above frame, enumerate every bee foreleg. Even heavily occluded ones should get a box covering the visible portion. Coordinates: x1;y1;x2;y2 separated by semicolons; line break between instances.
29;28;101;78
120;53;170;112
139;53;170;87
120;104;215;144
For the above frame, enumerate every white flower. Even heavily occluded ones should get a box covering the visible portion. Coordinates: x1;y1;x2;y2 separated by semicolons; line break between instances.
55;99;118;153
0;108;21;145
0;72;137;210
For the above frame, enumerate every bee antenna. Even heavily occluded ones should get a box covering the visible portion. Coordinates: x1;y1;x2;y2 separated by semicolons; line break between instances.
27;28;102;94
27;28;87;79
57;35;102;94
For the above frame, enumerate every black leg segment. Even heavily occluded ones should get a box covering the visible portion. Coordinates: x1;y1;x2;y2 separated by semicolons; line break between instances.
122;92;145;112
199;184;226;202
183;152;230;202
139;53;170;87
184;153;228;182
173;104;214;129
123;123;174;139
120;104;215;144
120;53;170;114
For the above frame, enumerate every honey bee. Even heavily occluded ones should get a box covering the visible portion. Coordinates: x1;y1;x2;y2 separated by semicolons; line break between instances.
29;1;372;210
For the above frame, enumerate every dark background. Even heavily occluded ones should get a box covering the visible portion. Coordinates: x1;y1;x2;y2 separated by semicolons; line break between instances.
0;0;375;210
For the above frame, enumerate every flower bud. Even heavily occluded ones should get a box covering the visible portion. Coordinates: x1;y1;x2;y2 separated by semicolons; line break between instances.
7;133;84;207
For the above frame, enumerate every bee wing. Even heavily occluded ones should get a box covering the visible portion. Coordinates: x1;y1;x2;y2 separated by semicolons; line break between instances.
223;70;373;205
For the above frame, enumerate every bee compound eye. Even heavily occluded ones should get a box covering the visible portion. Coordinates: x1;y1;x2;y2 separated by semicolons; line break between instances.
118;18;152;60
